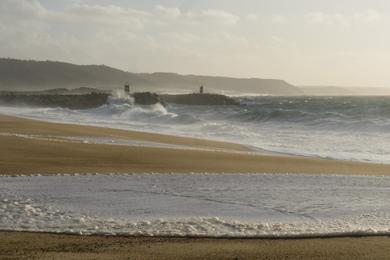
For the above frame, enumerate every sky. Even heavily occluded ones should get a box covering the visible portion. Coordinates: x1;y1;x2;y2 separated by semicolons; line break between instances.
1;0;390;87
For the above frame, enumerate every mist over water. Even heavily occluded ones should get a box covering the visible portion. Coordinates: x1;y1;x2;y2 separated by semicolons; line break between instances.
1;95;390;164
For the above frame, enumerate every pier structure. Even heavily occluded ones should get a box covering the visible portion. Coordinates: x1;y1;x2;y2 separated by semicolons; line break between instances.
124;82;131;94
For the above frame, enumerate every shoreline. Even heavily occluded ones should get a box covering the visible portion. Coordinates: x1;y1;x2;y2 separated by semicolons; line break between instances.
3;229;390;240
5;111;389;165
1;113;390;176
0;113;249;152
1;231;389;260
2;171;390;179
2;173;389;240
2;113;390;259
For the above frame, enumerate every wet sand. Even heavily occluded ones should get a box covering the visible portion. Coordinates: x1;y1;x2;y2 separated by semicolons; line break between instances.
1;232;389;260
1;113;390;259
1;114;390;176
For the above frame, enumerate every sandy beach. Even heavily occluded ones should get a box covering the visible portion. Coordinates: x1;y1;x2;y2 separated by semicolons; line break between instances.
1;232;390;260
1;113;390;259
3;0;390;257
1;113;390;176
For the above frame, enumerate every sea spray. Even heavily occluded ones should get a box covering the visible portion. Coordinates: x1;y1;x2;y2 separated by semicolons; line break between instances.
1;96;390;163
108;89;135;105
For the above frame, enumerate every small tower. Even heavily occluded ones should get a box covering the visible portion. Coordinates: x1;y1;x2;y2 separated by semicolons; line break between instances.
124;82;130;94
199;85;204;94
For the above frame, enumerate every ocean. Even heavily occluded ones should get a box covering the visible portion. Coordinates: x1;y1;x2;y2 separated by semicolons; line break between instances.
1;95;390;163
1;95;390;238
1;173;389;237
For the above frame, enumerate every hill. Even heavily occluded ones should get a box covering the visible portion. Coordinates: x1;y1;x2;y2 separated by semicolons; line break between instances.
139;72;301;95
0;58;303;95
0;58;150;90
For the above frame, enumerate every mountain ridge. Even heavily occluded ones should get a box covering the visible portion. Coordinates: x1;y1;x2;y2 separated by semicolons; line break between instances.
0;58;303;95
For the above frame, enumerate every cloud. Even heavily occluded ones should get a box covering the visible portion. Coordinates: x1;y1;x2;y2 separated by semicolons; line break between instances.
352;9;381;22
271;14;287;23
246;14;258;21
304;10;382;27
62;4;151;30
271;36;283;44
4;1;388;86
0;1;244;73
0;0;46;18
186;9;240;25
155;5;181;19
201;9;240;25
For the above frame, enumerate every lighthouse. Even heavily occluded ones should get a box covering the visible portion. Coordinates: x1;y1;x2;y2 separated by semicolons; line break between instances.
124;82;130;94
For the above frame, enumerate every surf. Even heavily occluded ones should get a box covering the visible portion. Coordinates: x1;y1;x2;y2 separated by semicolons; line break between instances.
1;95;390;164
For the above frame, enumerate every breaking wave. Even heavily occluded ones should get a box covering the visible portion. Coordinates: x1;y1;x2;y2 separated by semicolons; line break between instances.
1;95;390;163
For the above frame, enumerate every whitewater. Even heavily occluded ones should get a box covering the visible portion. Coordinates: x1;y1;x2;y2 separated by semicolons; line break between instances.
1;95;390;163
1;173;389;237
1;95;390;238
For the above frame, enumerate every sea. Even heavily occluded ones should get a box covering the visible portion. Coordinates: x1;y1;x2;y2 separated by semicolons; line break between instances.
1;173;389;237
1;94;390;238
1;94;390;163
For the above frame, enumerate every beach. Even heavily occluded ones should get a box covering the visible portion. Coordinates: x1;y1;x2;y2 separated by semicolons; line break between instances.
3;0;390;257
1;113;390;259
2;232;390;260
1;113;390;176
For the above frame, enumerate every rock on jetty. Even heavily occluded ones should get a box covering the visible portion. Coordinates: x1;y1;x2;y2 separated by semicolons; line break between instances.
132;92;164;106
0;92;108;109
160;93;239;106
0;91;239;109
0;91;165;109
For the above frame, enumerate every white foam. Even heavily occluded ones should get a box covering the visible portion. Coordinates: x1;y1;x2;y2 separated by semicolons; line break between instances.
1;174;389;237
1;96;390;164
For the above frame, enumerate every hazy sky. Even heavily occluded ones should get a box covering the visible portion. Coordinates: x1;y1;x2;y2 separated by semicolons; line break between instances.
1;0;390;86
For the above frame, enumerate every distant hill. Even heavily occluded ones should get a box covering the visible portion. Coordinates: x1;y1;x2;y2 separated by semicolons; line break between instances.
138;72;302;95
0;58;151;90
0;58;303;95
